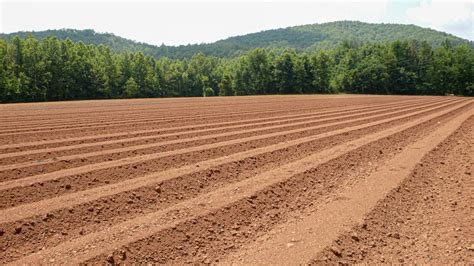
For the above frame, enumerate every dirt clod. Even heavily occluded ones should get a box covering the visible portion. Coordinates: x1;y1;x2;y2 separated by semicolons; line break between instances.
330;246;342;256
14;227;22;234
119;250;127;260
351;233;359;242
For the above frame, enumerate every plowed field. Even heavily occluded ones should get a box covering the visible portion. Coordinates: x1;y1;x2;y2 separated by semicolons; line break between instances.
0;95;472;264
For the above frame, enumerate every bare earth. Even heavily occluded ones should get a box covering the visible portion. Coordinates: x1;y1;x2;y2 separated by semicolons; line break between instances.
0;95;472;264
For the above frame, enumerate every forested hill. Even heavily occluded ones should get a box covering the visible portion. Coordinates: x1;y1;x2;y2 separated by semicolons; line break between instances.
155;21;471;58
1;21;471;59
0;29;157;54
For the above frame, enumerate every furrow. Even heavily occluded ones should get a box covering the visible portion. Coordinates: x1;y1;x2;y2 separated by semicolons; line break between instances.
0;99;469;224
0;97;316;121
0;98;433;160
0;99;446;172
0;95;407;121
223;106;474;265
0;98;429;150
308;116;473;265
0;98;421;136
9;100;472;265
1;99;457;212
0;97;420;128
0;103;324;135
0;96;330;120
0;102;326;132
0;97;382;130
0;98;468;263
0;98;459;190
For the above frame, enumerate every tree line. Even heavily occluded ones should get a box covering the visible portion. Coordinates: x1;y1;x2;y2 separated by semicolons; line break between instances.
0;36;473;103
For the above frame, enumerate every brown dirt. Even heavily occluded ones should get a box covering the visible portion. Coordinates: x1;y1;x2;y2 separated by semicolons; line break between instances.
0;95;419;144
0;95;471;264
0;99;458;208
0;98;431;164
309;115;474;265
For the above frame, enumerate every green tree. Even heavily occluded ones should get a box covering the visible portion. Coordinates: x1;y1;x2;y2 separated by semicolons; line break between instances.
330;48;358;93
430;46;456;95
352;54;389;94
203;87;215;97
294;54;315;93
452;45;474;96
274;49;299;94
218;71;234;96
123;77;139;98
389;41;418;95
233;49;273;95
311;51;331;93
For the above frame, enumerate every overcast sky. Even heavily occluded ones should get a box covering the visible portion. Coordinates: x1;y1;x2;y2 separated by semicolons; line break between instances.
1;0;472;46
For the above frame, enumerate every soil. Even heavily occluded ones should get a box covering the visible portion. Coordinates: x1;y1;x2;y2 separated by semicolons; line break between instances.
0;95;471;264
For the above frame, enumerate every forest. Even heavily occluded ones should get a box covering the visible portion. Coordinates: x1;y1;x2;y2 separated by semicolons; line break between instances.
0;35;473;103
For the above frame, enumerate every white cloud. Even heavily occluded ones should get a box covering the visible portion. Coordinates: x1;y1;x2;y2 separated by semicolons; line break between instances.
406;0;473;40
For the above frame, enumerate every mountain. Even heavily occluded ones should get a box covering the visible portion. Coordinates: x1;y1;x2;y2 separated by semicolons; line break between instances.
1;21;471;59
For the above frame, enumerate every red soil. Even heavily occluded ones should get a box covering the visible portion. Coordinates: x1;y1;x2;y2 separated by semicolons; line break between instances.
0;95;472;264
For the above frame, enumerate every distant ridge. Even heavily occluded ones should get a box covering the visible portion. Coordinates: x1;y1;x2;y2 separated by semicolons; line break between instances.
1;21;471;59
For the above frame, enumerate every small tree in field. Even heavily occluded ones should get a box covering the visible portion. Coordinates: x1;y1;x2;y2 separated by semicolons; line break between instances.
203;87;215;97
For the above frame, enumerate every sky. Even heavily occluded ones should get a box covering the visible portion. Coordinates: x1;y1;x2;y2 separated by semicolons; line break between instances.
0;0;472;46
